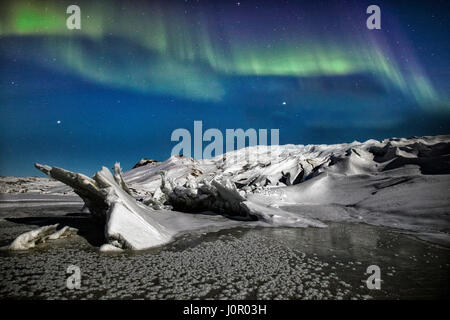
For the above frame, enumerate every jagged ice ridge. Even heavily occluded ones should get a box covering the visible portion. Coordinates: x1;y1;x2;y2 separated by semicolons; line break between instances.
8;134;450;250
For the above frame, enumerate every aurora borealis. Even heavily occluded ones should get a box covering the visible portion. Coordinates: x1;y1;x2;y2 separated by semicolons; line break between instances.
1;0;449;175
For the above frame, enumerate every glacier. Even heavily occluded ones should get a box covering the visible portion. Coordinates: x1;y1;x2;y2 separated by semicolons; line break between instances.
6;134;450;250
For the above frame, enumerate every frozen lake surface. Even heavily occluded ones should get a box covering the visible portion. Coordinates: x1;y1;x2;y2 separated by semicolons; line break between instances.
0;203;449;300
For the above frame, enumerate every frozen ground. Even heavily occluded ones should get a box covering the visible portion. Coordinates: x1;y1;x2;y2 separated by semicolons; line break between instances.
0;203;448;299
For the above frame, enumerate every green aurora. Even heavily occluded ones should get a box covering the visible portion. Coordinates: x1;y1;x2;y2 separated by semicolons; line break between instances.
0;0;443;104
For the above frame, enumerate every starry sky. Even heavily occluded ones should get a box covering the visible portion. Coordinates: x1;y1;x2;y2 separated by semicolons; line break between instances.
1;0;449;176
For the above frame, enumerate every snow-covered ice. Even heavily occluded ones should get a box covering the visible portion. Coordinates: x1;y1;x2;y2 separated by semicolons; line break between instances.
6;224;78;250
4;134;450;250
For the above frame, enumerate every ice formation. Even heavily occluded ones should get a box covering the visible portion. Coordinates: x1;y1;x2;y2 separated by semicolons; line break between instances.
7;224;78;250
7;134;450;250
31;160;324;250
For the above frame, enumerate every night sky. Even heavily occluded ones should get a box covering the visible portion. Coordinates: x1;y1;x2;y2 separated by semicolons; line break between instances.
1;0;449;176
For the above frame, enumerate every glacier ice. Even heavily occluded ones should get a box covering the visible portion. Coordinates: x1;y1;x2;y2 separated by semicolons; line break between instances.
7;134;450;250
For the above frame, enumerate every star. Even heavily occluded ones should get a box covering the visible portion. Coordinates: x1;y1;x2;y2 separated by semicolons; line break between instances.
282;101;287;105
57;120;61;124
